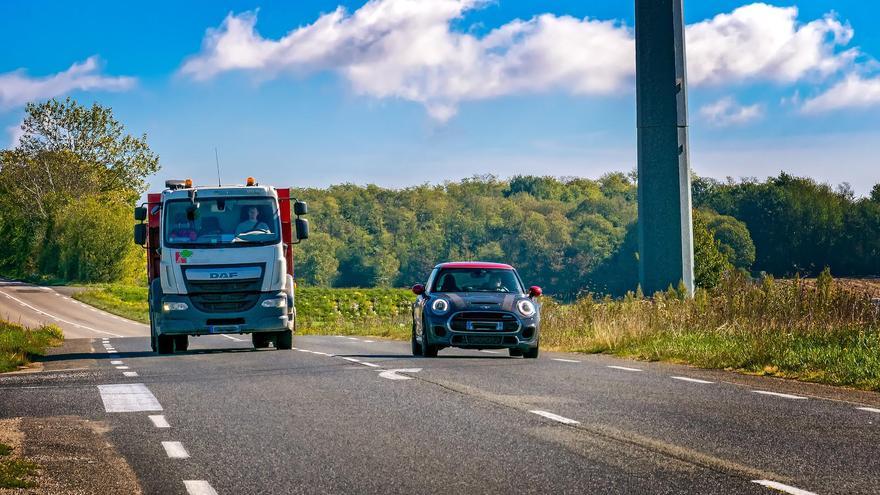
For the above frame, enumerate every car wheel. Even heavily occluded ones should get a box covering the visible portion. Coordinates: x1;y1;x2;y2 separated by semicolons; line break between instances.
174;335;188;352
509;348;523;357
411;322;422;356
157;334;174;354
276;330;293;350
523;340;539;359
420;318;438;358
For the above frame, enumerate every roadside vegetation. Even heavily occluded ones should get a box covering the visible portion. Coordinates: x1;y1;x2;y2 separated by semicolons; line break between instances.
0;441;38;489
0;320;63;373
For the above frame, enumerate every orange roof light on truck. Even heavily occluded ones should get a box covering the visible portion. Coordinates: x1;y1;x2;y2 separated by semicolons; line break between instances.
246;177;256;186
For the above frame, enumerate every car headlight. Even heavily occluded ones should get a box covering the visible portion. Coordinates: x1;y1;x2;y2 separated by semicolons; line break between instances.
162;302;189;312
261;297;287;308
517;299;536;317
431;298;450;314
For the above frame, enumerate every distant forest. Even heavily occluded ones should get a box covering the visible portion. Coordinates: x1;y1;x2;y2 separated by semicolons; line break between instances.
292;173;880;296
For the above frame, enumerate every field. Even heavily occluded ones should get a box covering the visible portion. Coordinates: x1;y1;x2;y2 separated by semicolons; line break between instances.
74;272;880;391
0;320;64;373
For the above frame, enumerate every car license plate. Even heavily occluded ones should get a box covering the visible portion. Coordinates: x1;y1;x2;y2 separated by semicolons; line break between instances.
209;325;240;334
466;321;503;331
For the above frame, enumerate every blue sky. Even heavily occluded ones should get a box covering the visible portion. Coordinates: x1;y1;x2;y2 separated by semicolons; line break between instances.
1;0;879;195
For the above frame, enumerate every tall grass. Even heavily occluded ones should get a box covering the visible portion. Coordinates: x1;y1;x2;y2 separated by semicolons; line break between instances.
0;320;64;373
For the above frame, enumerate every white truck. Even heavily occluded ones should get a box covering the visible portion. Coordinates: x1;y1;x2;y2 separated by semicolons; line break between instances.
134;177;309;354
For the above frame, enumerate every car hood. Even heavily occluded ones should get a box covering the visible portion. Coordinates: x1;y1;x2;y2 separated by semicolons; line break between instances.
439;292;523;312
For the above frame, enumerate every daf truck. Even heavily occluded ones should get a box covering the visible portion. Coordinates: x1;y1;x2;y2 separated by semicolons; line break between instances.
134;177;309;354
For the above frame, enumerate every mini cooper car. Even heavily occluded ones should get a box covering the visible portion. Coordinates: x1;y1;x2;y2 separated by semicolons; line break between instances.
411;262;542;358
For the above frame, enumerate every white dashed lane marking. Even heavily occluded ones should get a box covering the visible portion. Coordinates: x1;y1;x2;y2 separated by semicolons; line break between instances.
123;371;139;377
162;441;190;459
671;376;714;384
529;410;581;425
752;390;808;400
98;384;162;412
110;360;123;365
752;480;817;495
184;480;219;495
149;415;170;428
552;358;581;363
607;365;642;372
115;366;129;370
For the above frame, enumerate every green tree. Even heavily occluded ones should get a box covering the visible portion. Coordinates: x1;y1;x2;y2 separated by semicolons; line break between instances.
693;212;732;288
697;208;755;270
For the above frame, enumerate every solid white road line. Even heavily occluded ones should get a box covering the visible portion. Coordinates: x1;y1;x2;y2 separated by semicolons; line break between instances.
110;360;123;365
221;334;243;341
752;390;808;400
671;376;714;384
149;415;170;428
347;337;360;341
529;410;581;425
552;358;581;363
0;289;124;337
162;441;190;459
856;407;880;413
184;480;219;495
378;368;421;380
342;357;362;363
359;362;381;368
97;383;162;412
752;480;817;495
607;365;642;372
115;366;129;370
123;371;139;377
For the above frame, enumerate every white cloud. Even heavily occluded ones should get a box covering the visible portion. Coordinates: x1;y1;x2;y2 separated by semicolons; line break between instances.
801;73;880;113
6;122;24;148
179;1;861;120
0;56;136;110
699;96;764;126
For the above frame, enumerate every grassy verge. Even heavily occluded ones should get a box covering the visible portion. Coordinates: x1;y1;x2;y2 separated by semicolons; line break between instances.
72;272;880;391
0;320;64;373
0;442;37;488
73;284;149;324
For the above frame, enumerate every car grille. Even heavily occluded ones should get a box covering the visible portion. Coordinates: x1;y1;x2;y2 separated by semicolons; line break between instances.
449;312;519;332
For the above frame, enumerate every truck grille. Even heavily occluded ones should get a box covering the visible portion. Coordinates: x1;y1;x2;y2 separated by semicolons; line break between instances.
182;265;264;314
449;312;519;332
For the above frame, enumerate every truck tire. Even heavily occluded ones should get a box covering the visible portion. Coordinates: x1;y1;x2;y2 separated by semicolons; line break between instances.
174;335;188;352
276;330;293;350
252;333;270;349
157;334;174;354
149;317;158;353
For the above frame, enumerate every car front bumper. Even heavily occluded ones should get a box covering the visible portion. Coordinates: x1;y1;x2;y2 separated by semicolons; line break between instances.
423;312;540;350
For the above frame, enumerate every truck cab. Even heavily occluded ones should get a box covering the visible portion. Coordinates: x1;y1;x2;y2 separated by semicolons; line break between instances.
134;178;308;354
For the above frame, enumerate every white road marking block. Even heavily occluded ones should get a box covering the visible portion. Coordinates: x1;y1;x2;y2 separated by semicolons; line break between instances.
149;415;170;428
115;366;129;370
162;441;190;459
184;480;219;495
752;390;808;400
110;360;123;365
529;410;581;425
123;371;138;377
856;407;880;413
97;383;162;412
552;358;581;363
379;368;421;380
607;365;642;372
671;376;714;384
752;480;818;495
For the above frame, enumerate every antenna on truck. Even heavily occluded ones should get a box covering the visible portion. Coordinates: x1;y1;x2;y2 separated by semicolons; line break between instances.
214;147;222;187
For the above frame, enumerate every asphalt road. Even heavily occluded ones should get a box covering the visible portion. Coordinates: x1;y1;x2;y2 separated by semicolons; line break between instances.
1;282;879;494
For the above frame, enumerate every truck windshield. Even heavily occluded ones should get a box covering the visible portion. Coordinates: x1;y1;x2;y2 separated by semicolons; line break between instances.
431;269;523;293
164;197;281;248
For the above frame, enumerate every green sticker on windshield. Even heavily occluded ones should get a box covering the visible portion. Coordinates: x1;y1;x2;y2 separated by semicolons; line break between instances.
180;249;193;258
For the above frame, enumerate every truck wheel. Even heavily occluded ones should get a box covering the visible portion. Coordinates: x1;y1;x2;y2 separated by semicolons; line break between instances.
174;335;188;352
157;334;174;355
523;340;539;359
276;330;293;350
411;323;422;356
149;316;158;353
252;333;270;349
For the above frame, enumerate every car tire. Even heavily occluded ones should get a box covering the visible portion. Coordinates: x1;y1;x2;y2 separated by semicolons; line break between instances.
509;348;523;357
174;335;188;352
411;323;422;356
523;340;539;359
157;334;174;354
420;318;438;358
276;330;293;350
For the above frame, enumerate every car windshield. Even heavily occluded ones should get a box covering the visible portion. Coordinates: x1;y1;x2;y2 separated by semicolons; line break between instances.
431;268;522;293
164;197;280;247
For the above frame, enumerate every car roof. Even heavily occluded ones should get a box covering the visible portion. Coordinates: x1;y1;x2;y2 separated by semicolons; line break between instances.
435;261;515;270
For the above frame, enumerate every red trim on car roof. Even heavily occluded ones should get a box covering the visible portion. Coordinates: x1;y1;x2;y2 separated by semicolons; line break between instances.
436;262;514;270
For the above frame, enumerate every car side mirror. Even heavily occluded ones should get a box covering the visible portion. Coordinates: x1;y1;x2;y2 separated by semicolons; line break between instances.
295;218;309;240
134;224;147;246
294;200;308;216
528;286;542;298
134;207;147;221
412;284;425;296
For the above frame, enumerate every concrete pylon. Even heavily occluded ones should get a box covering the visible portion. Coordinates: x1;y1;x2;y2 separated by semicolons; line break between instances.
635;0;695;296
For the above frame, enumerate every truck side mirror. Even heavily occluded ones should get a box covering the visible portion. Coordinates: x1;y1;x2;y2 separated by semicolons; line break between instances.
134;224;147;246
134;207;147;221
294;201;308;216
295;218;309;240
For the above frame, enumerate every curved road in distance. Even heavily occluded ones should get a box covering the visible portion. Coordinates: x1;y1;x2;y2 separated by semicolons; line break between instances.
0;280;879;494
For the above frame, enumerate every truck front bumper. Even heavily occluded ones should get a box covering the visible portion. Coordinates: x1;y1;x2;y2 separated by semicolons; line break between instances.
155;292;291;336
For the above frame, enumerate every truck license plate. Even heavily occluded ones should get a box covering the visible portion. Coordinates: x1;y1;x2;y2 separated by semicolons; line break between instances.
209;325;240;334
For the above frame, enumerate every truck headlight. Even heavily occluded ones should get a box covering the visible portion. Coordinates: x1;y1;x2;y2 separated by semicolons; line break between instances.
162;302;189;312
261;297;287;308
431;298;449;314
517;300;536;317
